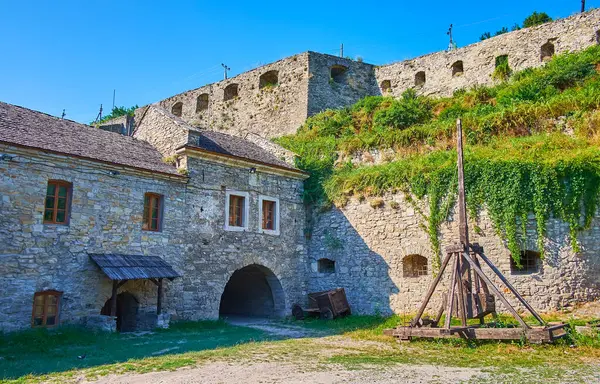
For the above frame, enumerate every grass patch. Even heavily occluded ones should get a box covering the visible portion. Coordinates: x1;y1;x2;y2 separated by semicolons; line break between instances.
276;45;600;269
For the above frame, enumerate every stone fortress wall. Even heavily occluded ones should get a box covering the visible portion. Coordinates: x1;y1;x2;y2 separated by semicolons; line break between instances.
110;9;600;139
307;195;600;315
375;9;600;98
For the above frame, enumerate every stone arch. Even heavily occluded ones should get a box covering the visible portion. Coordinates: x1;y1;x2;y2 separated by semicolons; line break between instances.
451;60;464;77
100;291;139;332
219;264;285;318
402;254;428;278
330;65;348;84
224;84;239;101
259;70;279;89
380;79;392;93
171;102;183;117
414;71;426;86
196;93;209;112
541;42;555;62
317;258;335;274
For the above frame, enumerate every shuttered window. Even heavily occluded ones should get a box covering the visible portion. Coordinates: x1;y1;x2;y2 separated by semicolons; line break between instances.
229;195;245;227
143;193;163;231
32;291;61;328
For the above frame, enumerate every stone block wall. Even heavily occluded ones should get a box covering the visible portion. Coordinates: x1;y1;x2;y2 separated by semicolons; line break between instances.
156;53;311;138
0;143;307;331
178;155;308;320
306;52;379;116
307;195;600;316
375;10;600;98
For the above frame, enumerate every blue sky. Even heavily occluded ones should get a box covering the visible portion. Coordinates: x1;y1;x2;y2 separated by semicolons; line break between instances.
0;1;596;124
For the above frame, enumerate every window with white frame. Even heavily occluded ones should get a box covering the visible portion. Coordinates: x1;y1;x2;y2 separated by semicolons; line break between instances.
225;191;249;231
258;196;280;235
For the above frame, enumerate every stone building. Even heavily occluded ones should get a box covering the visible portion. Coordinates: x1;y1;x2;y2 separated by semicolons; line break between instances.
0;102;308;332
2;10;600;332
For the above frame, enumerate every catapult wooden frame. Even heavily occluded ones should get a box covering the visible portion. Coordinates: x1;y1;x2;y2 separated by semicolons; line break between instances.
385;120;568;343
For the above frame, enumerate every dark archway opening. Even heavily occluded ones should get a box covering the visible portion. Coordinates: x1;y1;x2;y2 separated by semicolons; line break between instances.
101;291;139;332
541;42;555;62
451;60;464;77
219;264;285;318
415;71;426;86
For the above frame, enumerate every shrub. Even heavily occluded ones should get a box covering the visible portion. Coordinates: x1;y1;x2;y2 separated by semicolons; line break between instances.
523;11;552;28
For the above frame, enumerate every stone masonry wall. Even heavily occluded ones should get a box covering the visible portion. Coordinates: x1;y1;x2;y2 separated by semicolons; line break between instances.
307;195;600;316
375;10;600;98
0;143;307;331
156;53;311;138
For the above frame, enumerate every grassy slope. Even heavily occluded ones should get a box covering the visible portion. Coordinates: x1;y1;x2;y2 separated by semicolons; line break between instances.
276;45;600;264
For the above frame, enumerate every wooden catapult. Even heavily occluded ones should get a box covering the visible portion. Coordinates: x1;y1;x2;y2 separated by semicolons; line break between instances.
385;120;568;343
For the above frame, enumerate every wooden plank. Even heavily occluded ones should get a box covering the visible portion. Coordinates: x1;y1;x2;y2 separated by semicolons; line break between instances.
411;251;453;327
389;326;562;342
157;278;163;315
476;251;545;326
461;253;530;329
456;255;468;326
110;280;118;317
456;119;469;246
444;253;459;329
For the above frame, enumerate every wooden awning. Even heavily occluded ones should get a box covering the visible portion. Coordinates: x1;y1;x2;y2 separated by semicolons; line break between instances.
89;254;181;281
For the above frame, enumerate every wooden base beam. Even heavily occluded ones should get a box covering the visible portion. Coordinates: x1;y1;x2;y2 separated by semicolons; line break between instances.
385;324;568;344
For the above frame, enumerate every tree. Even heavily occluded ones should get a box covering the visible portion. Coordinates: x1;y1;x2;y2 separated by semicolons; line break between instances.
93;105;138;125
523;11;552;28
480;32;492;41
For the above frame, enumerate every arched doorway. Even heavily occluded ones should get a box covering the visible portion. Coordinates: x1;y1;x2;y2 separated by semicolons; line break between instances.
101;292;139;332
219;264;285;318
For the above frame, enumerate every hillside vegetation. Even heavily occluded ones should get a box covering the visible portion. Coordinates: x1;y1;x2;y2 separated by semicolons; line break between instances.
275;45;600;266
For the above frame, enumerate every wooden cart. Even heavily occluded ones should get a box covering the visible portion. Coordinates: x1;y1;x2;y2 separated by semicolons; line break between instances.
292;288;351;320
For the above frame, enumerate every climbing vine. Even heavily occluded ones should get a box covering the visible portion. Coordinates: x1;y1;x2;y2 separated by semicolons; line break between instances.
274;46;600;271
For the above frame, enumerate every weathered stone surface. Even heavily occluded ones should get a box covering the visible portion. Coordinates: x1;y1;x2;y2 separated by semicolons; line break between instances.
307;195;600;315
0;143;306;332
105;10;600;139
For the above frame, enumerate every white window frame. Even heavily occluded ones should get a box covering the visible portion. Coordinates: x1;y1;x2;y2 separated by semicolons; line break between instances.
258;195;280;236
225;190;250;232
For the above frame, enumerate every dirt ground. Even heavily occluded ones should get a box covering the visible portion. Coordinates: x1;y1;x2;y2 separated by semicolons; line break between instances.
91;361;485;384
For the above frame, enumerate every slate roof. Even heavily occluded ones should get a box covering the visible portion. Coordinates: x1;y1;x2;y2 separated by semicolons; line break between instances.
89;254;181;281
186;130;301;172
0;102;180;176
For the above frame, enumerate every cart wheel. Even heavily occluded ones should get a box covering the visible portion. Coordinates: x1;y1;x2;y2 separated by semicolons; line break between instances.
320;308;333;320
292;304;305;320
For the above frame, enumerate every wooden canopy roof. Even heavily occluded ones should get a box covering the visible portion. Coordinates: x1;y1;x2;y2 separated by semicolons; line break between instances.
89;254;181;281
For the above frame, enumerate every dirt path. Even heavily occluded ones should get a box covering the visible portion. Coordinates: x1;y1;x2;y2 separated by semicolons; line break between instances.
224;317;323;338
91;361;485;384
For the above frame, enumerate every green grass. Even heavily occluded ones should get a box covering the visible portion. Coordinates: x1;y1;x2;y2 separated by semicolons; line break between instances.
275;45;600;268
0;321;271;382
1;316;599;383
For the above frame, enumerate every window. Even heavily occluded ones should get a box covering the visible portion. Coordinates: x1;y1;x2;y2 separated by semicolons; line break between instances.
225;191;249;231
510;250;541;275
330;65;348;84
403;254;428;278
143;193;163;231
380;80;391;93
451;61;464;77
196;93;209;112
171;102;183;117
541;42;555;62
318;258;335;274
259;70;279;89
32;290;61;328
224;84;239;101
415;71;426;86
259;196;280;235
43;180;71;224
596;30;600;45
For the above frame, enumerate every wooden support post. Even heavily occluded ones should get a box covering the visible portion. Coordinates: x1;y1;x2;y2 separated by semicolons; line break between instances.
456;254;468;326
110;280;118;317
462;253;529;329
411;251;453;327
157;278;163;315
476;252;545;326
444;253;459;329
